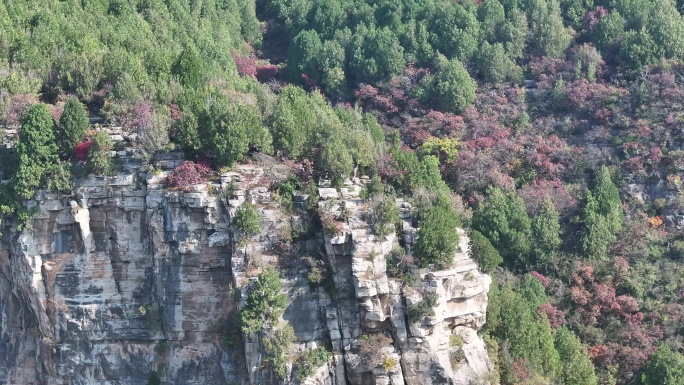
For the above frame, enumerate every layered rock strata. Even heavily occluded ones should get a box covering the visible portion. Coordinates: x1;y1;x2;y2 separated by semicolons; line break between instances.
0;155;492;385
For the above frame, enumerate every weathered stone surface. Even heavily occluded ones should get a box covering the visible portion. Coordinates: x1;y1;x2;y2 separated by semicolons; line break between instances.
316;188;493;385
0;166;491;385
318;188;339;200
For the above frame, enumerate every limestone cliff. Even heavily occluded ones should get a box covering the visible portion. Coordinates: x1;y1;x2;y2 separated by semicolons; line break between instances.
0;151;492;385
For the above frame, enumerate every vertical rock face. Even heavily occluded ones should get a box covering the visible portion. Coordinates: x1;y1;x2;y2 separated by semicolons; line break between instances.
0;160;492;385
318;187;492;385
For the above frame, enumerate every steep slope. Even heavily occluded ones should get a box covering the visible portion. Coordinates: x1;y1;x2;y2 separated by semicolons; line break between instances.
0;147;491;385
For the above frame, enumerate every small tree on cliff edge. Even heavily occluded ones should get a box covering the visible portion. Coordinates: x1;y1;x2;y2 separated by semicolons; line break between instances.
234;204;260;239
415;195;460;268
87;131;113;176
58;97;90;156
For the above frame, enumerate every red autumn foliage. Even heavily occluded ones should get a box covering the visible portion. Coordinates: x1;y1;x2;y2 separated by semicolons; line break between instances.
512;358;533;382
584;6;609;29
537;303;566;328
5;94;39;126
232;51;258;78
519;179;577;216
51;105;64;122
284;158;315;182
169;104;183;121
588;345;614;365
567;262;662;379
527;56;571;88
91;83;113;109
74;140;93;161
613;256;631;279
530;271;550;288
564;79;625;114
255;64;279;83
121;100;154;129
301;73;318;88
166;161;212;192
379;152;402;182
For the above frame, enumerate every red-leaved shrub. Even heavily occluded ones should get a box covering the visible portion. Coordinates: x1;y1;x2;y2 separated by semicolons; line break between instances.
530;271;550;288
74;140;93;161
166;161;212;192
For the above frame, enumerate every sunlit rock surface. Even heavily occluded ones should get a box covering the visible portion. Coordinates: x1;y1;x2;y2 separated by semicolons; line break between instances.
0;155;491;385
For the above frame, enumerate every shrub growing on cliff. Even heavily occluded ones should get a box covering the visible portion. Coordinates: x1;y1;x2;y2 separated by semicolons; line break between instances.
240;267;287;334
386;246;415;279
358;333;393;368
58;97;89;156
367;194;400;237
318;208;344;236
147;371;161;385
295;347;332;380
87;131;113;176
415;196;460;268
408;292;439;323
302;256;327;285
263;324;295;379
233;204;260;238
166;161;211;192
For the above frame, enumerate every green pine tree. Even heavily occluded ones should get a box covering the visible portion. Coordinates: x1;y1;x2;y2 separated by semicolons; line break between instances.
517;273;548;310
87;131;113;176
554;327;598;385
415;196;461;268
581;190;613;260
13;104;60;199
58;97;90;156
531;197;561;269
474;187;532;269
593;166;623;235
494;286;561;379
642;344;684;385
470;230;503;274
417;54;477;114
530;0;572;58
173;44;204;88
271;85;317;158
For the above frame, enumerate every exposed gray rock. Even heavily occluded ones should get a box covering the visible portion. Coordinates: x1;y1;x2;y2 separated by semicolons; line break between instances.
0;165;492;385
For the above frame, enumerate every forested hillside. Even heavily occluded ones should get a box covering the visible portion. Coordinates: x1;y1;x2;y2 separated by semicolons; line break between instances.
2;0;684;384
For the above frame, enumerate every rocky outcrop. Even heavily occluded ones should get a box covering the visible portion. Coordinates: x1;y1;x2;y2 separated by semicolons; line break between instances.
0;153;492;385
318;185;492;385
